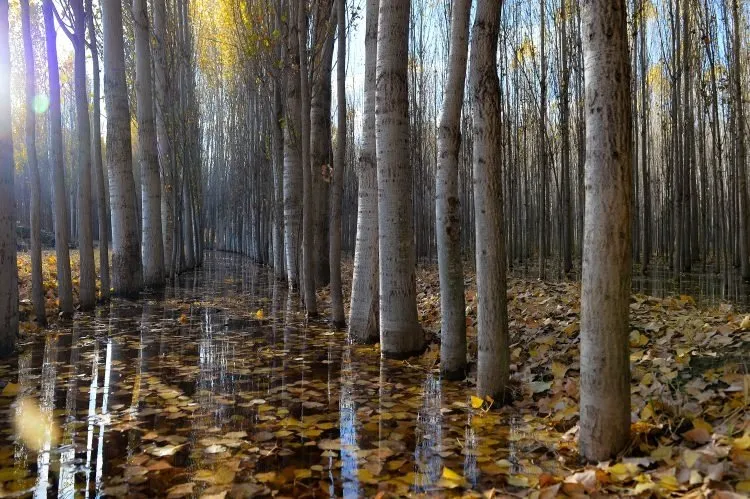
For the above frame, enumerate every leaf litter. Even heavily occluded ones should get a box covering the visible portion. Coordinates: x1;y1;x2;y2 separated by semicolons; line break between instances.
0;252;746;497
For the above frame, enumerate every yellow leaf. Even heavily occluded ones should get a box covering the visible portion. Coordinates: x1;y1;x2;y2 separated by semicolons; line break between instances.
732;433;750;451
255;471;276;483
692;418;713;433
650;445;673;461
640;403;654;421
255;309;265;319
471;396;484;409
551;362;568;378
682;449;701;468
441;466;463;482
1;383;19;397
740;315;750;329
736;481;750;493
507;475;530;488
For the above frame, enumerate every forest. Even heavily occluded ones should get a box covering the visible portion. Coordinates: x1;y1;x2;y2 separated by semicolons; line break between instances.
0;0;749;497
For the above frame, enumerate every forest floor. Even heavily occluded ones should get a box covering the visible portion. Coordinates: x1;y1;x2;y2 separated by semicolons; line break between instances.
0;251;748;497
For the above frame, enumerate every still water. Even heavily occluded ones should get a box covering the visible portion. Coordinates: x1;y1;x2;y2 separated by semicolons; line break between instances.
0;253;559;498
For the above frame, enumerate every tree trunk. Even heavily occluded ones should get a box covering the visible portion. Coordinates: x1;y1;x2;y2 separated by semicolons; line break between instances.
349;0;380;344
20;0;45;324
153;0;174;280
376;0;423;357
470;0;509;400
0;0;18;357
639;0;650;273
732;0;749;279
284;1;302;290
102;0;143;297
311;0;335;288
86;0;110;301
133;0;165;288
329;0;346;327
579;0;632;462
42;0;74;316
71;0;96;310
560;1;573;275
539;0;548;279
299;2;318;315
436;0;470;380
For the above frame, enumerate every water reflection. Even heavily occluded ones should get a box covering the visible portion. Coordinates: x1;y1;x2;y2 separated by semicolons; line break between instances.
414;373;442;492
1;252;583;497
339;345;360;498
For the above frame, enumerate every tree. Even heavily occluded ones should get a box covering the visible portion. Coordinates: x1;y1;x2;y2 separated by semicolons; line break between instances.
329;0;346;327
436;0;470;380
133;0;165;288
152;0;175;279
284;1;303;291
42;0;74;317
20;0;45;324
470;0;509;400
0;0;17;357
87;0;110;301
348;0;380;344
102;0;143;297
579;0;632;461
71;0;96;310
731;0;748;280
299;1;317;315
376;0;423;357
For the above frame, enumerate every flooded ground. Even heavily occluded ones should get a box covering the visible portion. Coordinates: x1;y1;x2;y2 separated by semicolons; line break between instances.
0;253;562;498
0;252;747;498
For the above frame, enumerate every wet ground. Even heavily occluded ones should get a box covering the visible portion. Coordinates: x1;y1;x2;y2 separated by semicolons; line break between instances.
1;252;747;498
0;252;567;498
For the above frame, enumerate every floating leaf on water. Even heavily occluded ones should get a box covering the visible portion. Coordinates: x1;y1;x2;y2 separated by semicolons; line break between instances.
1;383;19;397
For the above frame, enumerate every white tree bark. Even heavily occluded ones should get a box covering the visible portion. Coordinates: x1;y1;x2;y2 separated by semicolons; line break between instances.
284;1;303;290
86;0;110;301
102;0;143;297
20;0;45;324
0;0;18;356
348;0;380;344
376;0;423;357
42;0;74;316
133;0;165;288
152;0;175;280
436;0;470;380
299;1;318;315
71;0;96;310
470;0;509;400
579;0;632;461
329;0;346;327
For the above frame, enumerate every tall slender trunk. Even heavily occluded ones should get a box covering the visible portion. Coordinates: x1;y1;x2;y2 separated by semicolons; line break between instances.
329;0;346;327
20;0;45;324
153;0;174;280
86;0;110;300
300;2;318;315
133;0;165;288
560;0;573;274
579;0;632;462
102;0;143;297
71;0;96;310
436;0;470;380
0;0;18;356
349;0;380;344
732;0;749;279
538;0;548;279
284;1;303;290
376;0;423;357
471;0;508;400
42;0;74;316
640;0;651;272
